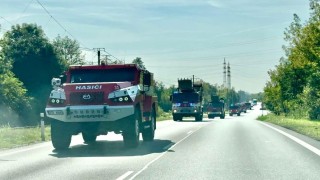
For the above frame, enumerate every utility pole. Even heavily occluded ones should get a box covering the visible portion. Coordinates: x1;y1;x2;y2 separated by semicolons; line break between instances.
192;75;194;85
223;58;227;88
93;48;105;65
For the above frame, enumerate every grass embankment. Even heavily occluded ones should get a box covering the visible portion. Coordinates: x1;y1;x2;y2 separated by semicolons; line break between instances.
258;114;320;141
157;112;172;121
0;126;51;149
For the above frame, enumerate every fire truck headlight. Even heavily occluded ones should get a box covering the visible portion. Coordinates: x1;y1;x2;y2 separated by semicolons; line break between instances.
110;95;132;103
194;110;197;113
173;109;177;113
173;103;181;107
49;98;64;104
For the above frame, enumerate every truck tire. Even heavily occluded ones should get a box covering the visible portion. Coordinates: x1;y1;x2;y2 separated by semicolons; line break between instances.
195;114;203;121
237;113;240;116
51;120;71;150
82;132;97;144
173;115;182;121
173;115;178;121
142;107;156;141
123;108;140;148
220;114;225;119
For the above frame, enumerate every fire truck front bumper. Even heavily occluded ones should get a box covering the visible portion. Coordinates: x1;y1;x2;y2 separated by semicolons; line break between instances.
45;105;134;122
172;107;201;116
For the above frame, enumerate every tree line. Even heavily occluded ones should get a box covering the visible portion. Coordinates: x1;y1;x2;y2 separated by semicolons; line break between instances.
0;23;84;126
0;23;257;127
264;0;320;119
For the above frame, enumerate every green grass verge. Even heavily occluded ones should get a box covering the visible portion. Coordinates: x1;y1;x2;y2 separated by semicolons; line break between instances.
157;112;172;121
0;126;51;149
257;114;320;141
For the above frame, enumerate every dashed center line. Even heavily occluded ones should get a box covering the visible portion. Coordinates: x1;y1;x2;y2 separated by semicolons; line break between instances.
128;126;204;180
116;171;134;180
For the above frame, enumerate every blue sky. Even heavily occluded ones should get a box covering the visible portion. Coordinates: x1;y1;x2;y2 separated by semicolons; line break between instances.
0;0;310;93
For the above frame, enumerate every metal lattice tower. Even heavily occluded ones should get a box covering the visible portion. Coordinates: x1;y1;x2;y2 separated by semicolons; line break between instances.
223;59;227;88
227;62;231;89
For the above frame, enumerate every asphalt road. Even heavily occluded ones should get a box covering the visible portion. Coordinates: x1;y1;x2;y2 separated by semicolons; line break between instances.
1;105;320;180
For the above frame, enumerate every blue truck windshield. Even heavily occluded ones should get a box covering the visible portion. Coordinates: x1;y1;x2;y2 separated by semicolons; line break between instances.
172;92;199;103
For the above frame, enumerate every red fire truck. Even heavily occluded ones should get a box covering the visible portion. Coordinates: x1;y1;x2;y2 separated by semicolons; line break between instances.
45;63;157;150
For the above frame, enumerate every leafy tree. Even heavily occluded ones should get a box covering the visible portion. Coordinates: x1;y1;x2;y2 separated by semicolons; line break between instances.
154;81;174;112
52;35;85;66
0;23;65;122
202;81;218;104
132;57;146;69
264;0;320;118
0;53;32;125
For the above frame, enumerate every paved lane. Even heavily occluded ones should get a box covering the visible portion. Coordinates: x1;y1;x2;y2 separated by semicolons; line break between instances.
0;117;210;180
1;105;319;180
132;107;320;180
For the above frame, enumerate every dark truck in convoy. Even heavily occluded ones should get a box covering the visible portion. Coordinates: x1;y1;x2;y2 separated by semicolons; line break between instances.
207;95;225;119
170;79;203;121
45;63;157;150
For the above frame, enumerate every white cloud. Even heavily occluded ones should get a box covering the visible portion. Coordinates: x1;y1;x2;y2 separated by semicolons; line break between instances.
207;0;224;8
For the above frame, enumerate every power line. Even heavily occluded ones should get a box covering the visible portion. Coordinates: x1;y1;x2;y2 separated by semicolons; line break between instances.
35;0;121;61
0;16;13;26
36;0;91;51
15;0;35;23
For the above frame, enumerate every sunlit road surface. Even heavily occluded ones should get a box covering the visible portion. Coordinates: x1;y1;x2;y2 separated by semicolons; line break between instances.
1;104;320;180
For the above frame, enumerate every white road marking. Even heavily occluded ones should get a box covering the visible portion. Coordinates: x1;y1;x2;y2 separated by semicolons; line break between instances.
0;143;49;157
128;126;203;180
260;122;320;157
187;130;193;135
163;143;174;150
116;171;134;180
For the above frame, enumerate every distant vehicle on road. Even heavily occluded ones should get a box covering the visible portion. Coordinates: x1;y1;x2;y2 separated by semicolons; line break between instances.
229;105;241;116
207;95;225;119
170;78;203;121
245;102;252;110
252;99;258;106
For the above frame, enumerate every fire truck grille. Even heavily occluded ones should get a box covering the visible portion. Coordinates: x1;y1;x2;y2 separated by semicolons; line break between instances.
70;92;104;105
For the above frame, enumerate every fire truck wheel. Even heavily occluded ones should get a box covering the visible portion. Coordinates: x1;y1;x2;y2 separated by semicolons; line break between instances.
142;108;156;141
123;109;140;148
195;114;203;121
51;120;71;150
82;132;97;144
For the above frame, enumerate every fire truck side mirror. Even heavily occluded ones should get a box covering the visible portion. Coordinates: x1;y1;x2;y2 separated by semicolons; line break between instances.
143;72;152;86
170;95;172;101
59;74;66;84
51;78;61;87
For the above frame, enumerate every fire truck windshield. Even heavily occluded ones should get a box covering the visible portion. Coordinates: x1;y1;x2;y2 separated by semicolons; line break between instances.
70;68;136;83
